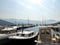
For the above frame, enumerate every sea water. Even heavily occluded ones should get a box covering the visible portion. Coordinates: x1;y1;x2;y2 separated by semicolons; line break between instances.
24;26;39;32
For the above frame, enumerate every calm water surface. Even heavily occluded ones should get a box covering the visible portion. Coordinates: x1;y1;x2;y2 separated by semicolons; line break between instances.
24;26;39;32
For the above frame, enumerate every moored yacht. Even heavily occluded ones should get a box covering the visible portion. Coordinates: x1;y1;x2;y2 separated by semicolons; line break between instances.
0;26;18;34
8;30;38;45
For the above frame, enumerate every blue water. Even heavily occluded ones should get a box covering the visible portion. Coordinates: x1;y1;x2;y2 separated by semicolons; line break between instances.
24;26;39;32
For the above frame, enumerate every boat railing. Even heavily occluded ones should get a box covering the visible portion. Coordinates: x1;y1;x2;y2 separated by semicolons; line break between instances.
10;31;37;38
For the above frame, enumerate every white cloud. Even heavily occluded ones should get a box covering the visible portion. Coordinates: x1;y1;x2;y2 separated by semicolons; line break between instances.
0;0;60;21
15;0;49;10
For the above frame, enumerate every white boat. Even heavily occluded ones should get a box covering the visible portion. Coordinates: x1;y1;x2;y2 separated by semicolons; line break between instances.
0;26;18;34
8;30;38;45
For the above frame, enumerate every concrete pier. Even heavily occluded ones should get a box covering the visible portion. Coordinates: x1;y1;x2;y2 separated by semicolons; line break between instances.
36;25;60;45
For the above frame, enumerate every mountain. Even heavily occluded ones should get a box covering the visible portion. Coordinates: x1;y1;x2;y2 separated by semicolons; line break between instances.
3;19;40;24
51;22;60;25
3;19;58;25
41;20;58;24
0;19;14;26
55;22;60;24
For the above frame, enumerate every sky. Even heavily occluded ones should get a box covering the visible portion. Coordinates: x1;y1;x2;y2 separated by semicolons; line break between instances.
0;0;60;21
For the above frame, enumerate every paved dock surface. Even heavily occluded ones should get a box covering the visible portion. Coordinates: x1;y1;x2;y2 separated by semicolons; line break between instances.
36;43;60;45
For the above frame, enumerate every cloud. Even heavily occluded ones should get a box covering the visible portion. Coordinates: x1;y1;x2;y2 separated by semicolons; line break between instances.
15;0;50;10
0;0;60;21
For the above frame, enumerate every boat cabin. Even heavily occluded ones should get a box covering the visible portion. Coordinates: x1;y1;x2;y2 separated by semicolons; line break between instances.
15;30;34;37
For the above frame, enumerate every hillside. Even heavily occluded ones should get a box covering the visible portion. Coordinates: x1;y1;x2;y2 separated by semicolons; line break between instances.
0;19;14;26
51;22;60;25
3;19;58;25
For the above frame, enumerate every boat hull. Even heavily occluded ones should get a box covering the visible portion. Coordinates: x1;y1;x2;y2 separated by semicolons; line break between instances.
0;38;10;45
8;34;38;45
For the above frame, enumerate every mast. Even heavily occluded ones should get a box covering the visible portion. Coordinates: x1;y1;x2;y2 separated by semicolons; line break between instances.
21;23;24;34
28;16;29;25
15;19;17;26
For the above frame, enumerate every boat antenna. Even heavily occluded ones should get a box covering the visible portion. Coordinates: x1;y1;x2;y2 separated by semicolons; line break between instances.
21;23;24;34
15;19;16;26
28;16;29;25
